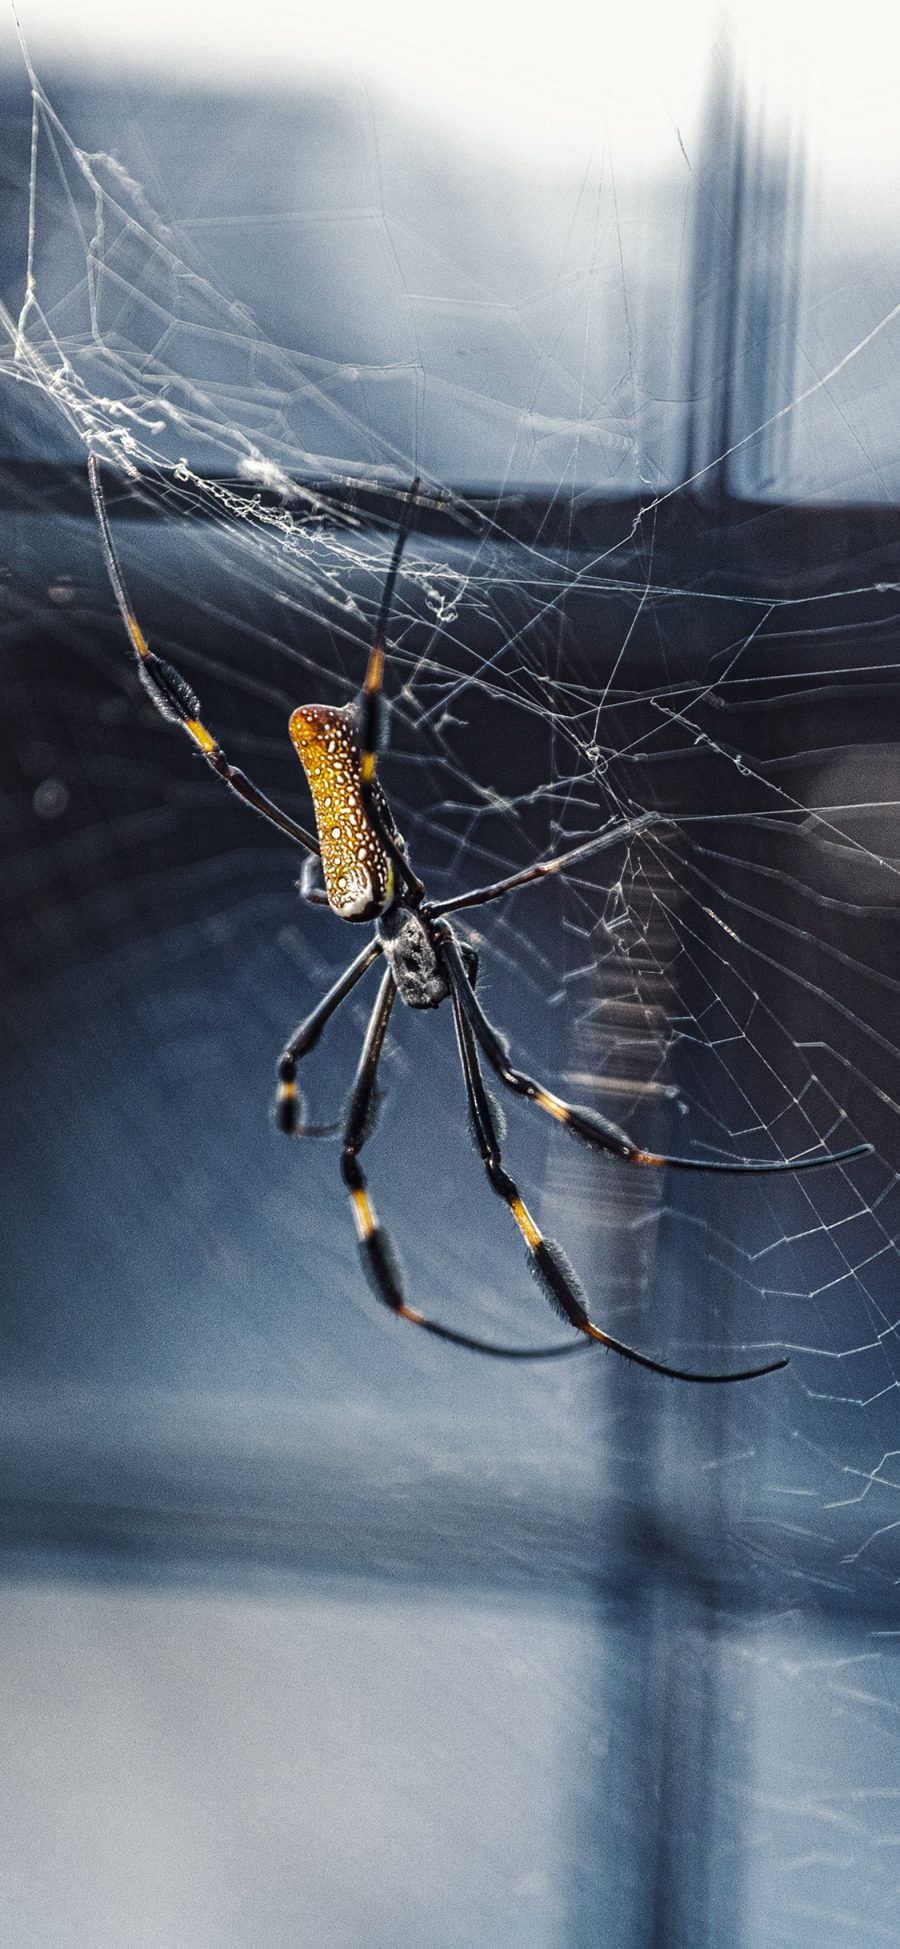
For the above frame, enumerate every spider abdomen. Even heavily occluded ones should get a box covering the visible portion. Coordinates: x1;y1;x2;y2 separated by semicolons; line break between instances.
378;904;449;1009
289;703;394;921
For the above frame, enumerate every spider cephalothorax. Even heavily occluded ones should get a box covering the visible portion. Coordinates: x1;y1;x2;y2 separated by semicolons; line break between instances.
377;904;450;1010
89;456;871;1379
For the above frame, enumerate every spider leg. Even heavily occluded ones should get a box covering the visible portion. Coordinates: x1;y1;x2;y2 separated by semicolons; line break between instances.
341;968;588;1360
356;482;419;792
354;482;425;906
89;456;320;856
446;962;786;1383
275;938;383;1135
431;811;662;918
440;932;869;1175
299;855;331;909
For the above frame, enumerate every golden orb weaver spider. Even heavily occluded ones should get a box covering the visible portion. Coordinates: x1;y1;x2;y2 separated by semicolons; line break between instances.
88;458;870;1380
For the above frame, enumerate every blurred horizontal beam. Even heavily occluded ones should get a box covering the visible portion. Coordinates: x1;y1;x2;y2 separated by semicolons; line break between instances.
7;459;900;573
0;1406;896;1619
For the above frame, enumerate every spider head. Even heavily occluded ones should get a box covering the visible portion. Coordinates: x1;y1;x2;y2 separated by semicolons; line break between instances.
289;703;395;921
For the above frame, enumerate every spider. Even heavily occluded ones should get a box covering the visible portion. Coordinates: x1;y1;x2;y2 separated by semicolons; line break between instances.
87;458;869;1380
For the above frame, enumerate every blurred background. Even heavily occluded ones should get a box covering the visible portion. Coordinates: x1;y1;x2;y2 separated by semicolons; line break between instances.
2;3;900;1944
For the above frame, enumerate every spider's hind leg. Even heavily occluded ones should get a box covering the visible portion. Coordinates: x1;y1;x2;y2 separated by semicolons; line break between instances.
298;856;330;910
353;483;425;906
355;483;420;789
88;456;321;858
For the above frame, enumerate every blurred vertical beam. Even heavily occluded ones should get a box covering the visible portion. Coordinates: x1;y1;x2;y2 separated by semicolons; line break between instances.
561;843;689;1949
683;39;805;505
570;43;808;1949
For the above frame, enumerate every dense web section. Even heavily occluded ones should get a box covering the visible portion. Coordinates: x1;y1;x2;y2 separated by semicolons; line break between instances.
4;61;900;1354
2;35;900;1943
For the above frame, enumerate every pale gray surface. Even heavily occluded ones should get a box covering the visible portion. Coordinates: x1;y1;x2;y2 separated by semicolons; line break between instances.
1;1574;596;1949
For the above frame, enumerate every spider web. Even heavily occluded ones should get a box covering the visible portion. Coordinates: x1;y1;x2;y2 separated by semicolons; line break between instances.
2;11;900;1945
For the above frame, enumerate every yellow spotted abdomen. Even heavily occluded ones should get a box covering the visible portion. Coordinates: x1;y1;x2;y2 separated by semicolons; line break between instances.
289;704;394;920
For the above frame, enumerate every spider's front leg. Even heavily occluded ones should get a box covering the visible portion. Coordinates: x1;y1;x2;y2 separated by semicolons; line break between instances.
275;939;382;1135
340;965;407;1304
340;961;586;1360
440;933;869;1176
440;926;787;1384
